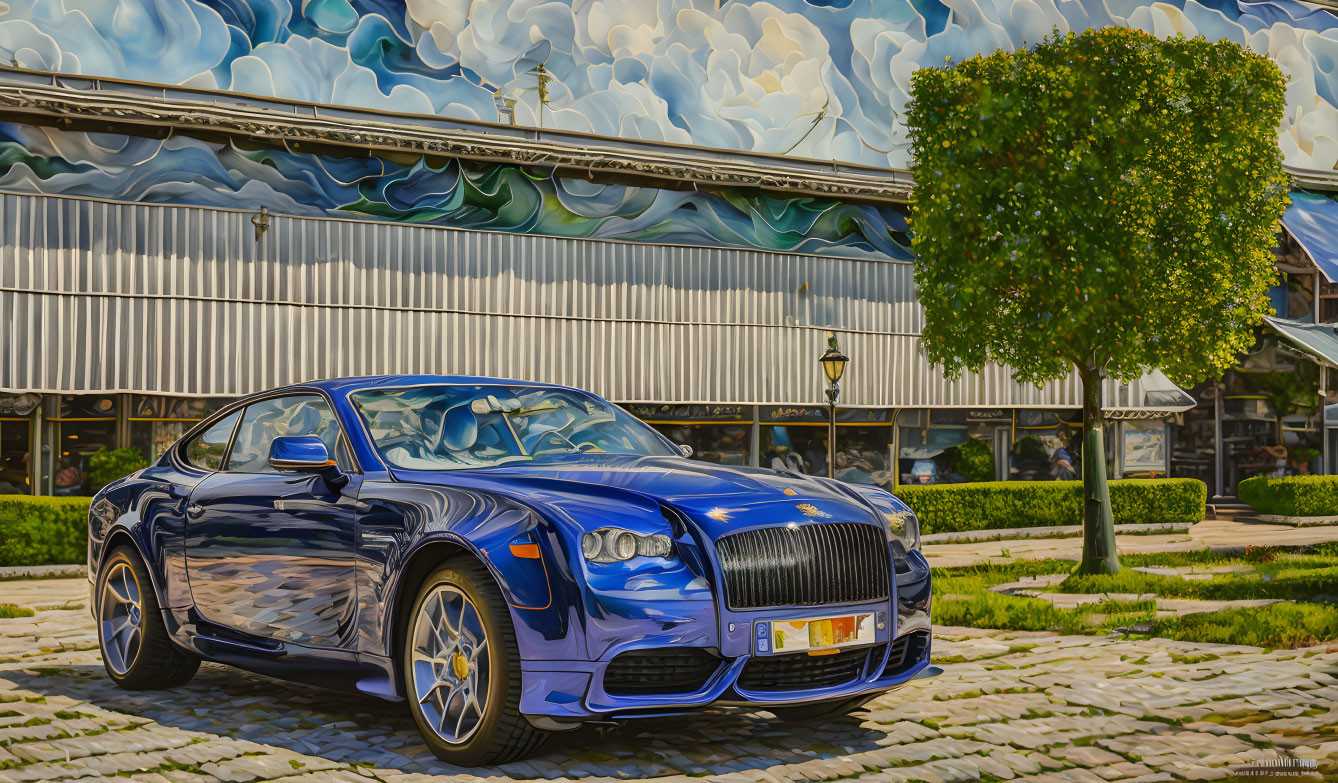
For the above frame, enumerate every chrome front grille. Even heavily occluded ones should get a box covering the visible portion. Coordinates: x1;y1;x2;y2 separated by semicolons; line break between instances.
714;522;890;610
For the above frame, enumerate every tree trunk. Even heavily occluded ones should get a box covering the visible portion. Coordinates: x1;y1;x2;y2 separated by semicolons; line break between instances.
1076;364;1121;575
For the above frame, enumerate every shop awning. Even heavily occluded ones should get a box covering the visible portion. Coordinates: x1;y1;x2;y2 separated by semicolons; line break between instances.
1282;191;1338;283
1263;316;1338;368
1124;369;1197;413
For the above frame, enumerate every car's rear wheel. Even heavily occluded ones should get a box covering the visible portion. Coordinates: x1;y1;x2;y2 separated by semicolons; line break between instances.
767;693;878;723
402;559;547;765
96;546;200;689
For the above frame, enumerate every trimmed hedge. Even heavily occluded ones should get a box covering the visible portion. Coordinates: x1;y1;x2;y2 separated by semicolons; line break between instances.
1239;475;1338;517
895;478;1207;535
0;496;91;567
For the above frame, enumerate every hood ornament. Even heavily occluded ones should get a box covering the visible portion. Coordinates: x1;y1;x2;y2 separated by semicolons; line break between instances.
796;504;831;518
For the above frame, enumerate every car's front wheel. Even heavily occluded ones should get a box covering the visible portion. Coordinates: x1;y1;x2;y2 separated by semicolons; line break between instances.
402;559;547;765
95;546;200;689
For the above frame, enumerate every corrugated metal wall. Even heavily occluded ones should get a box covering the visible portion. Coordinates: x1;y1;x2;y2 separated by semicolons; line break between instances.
0;192;1159;407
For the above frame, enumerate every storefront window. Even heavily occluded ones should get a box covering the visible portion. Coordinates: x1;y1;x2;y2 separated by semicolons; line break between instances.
1011;410;1082;481
0;420;31;494
898;409;1009;484
129;396;230;462
0;393;39;495
48;395;118;496
760;407;895;484
626;404;752;466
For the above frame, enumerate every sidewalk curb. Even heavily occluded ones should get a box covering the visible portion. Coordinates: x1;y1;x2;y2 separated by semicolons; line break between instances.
923;522;1193;545
0;564;86;580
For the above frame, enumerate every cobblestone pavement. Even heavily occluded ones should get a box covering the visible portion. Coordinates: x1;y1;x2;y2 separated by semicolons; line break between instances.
923;519;1338;568
1;578;1337;782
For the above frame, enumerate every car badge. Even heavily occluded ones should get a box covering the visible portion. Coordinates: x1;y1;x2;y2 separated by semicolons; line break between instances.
796;504;830;518
706;508;731;521
782;488;798;496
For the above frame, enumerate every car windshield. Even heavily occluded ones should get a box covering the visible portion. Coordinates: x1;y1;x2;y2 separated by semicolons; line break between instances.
349;384;677;470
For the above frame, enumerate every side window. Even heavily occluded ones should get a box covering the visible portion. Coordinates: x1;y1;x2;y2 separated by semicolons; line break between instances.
184;411;241;471
225;395;347;473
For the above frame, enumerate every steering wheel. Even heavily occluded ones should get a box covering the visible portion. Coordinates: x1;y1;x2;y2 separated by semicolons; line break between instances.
527;430;578;455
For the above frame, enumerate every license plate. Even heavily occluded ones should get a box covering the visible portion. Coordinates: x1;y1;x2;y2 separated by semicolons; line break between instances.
754;613;875;655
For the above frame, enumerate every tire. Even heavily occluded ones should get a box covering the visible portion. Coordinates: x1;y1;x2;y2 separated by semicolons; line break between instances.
768;693;877;723
95;546;200;689
401;558;548;765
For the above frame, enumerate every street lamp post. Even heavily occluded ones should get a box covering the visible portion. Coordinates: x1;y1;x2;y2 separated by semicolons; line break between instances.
819;334;849;480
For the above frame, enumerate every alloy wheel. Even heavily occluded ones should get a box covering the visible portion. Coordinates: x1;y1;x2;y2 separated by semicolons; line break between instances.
409;583;491;744
99;561;143;675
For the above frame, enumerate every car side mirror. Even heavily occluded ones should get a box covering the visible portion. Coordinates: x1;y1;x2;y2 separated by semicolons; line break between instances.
678;443;694;458
269;436;348;490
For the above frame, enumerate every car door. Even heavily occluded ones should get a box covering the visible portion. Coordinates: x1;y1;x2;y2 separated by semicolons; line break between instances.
184;393;361;649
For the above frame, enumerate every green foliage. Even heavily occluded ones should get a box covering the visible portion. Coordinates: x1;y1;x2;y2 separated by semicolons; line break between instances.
1239;475;1338;516
897;478;1206;534
0;604;34;619
1147;602;1338;649
1060;565;1338;601
932;546;1338;647
934;592;1153;634
906;27;1289;387
86;447;148;494
0;496;90;566
942;437;995;482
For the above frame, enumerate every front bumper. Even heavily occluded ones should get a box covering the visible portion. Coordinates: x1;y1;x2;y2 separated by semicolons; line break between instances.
520;550;934;723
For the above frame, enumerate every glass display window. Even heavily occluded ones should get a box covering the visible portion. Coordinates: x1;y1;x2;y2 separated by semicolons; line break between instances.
48;395;119;496
898;409;1009;484
0;419;31;494
761;410;894;485
1010;409;1083;481
629;404;753;466
129;396;232;462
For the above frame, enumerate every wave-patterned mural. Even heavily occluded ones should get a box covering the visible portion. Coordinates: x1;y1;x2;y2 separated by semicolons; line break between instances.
0;0;1333;172
0;121;913;258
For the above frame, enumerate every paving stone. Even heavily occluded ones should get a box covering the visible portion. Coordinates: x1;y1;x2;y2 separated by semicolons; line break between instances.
1;576;1336;782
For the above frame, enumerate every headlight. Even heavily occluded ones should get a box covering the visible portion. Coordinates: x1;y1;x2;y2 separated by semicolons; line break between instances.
884;510;921;552
582;527;675;563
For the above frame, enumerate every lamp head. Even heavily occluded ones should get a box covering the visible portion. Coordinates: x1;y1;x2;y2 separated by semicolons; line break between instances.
819;333;849;386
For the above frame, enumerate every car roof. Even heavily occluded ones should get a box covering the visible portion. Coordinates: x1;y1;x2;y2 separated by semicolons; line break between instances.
275;374;578;397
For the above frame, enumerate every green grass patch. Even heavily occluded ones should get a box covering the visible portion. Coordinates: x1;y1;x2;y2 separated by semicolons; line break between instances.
0;604;34;619
1145;602;1338;648
933;591;1154;634
1060;565;1338;601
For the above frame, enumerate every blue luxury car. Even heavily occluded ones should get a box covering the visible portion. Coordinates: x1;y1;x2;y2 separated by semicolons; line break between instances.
88;375;935;764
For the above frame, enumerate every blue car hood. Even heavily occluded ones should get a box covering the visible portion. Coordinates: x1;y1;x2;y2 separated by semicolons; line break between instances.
389;455;888;538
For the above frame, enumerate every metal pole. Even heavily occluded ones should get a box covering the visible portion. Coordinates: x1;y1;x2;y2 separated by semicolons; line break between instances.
828;396;836;479
826;384;839;479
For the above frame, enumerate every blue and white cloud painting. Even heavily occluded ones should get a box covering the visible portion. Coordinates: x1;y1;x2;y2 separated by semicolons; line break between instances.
0;0;1334;171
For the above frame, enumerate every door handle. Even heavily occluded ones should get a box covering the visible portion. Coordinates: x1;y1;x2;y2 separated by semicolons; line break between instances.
185;503;204;520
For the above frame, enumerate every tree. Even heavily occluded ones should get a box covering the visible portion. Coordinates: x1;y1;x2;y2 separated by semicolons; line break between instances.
906;28;1289;574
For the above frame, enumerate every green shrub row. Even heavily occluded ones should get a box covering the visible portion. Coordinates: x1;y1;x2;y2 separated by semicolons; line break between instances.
1238;475;1338;517
0;496;91;567
895;478;1207;535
